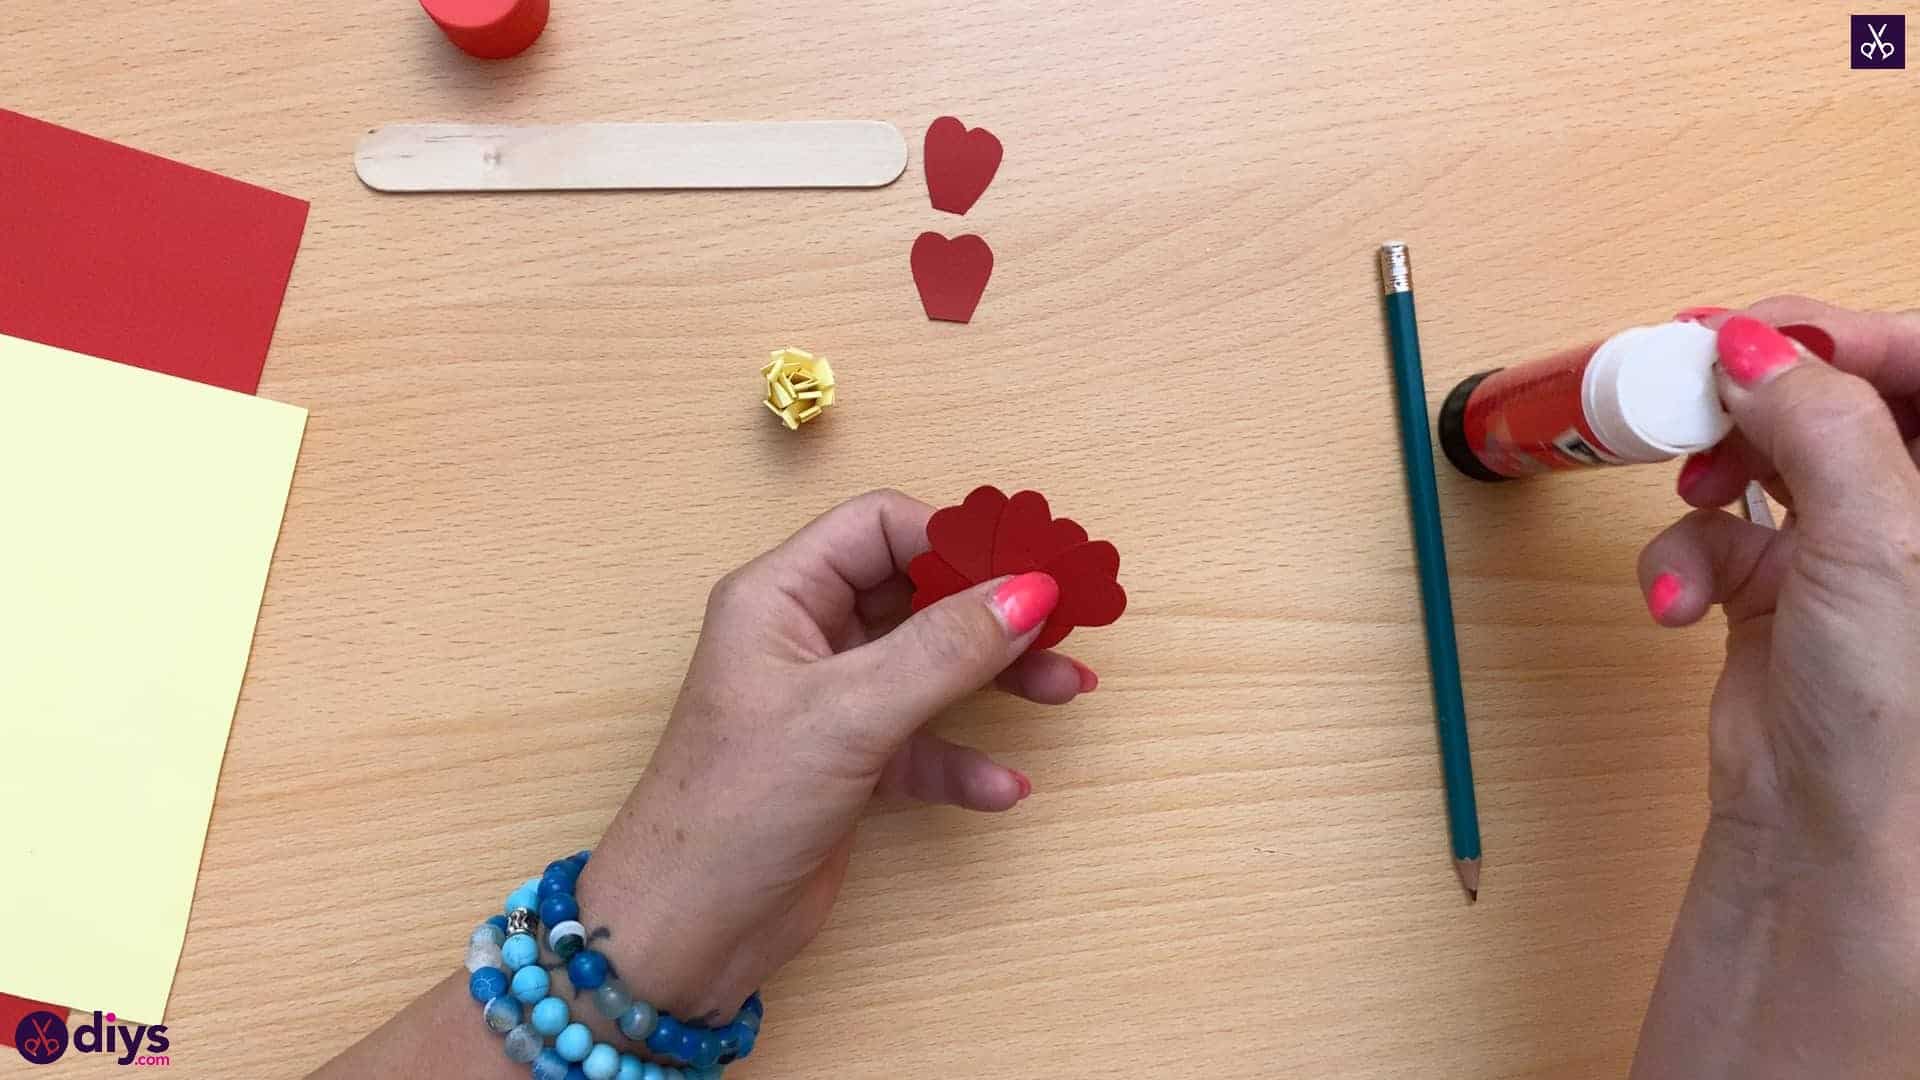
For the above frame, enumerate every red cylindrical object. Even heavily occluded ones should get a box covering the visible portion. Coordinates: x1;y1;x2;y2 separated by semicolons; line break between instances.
1438;321;1730;481
419;0;549;59
1439;339;1610;480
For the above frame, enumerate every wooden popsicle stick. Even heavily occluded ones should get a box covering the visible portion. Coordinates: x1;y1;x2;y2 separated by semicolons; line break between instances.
354;121;908;192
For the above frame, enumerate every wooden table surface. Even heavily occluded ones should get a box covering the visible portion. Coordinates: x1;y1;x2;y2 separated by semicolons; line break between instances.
4;2;1914;1076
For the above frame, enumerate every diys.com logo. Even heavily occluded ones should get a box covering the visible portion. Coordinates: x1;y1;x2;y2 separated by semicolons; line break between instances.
14;1010;171;1067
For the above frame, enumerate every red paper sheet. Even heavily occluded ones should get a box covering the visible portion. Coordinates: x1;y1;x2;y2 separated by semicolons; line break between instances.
0;994;64;1050
0;110;309;394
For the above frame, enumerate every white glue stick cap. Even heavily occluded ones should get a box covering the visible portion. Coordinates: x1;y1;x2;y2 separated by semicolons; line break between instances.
1582;321;1733;464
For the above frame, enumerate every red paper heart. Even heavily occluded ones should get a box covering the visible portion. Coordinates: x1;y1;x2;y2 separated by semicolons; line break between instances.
993;490;1088;577
924;116;1002;215
923;484;1006;581
906;551;972;612
911;232;993;323
910;486;1125;652
1043;541;1126;627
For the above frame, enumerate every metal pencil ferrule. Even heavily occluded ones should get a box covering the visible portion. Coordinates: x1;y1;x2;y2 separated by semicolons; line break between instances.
1378;242;1412;295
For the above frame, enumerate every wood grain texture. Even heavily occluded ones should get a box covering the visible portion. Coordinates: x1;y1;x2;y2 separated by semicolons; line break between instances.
2;2;1913;1076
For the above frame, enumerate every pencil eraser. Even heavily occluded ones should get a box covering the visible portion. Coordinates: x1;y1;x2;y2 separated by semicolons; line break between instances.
419;0;549;59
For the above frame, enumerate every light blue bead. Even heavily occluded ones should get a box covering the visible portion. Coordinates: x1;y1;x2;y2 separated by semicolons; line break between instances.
504;1023;542;1064
639;1065;666;1080
510;964;551;1004
555;1022;593;1063
505;875;543;915
502;933;540;971
531;995;570;1036
592;979;632;1020
616;1054;645;1080
483;995;522;1033
532;1048;571;1080
582;1043;620;1080
617;1001;657;1041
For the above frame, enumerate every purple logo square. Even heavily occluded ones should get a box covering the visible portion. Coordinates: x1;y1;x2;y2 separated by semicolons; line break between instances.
1853;15;1905;68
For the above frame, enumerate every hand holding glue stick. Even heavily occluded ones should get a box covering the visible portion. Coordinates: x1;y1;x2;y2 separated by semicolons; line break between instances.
1625;300;1920;1079
1437;311;1837;481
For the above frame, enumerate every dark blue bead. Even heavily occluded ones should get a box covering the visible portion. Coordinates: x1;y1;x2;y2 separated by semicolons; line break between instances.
485;914;509;933
716;1031;740;1061
572;849;591;865
566;948;609;990
537;870;576;903
467;966;509;1003
742;991;763;1018
672;1027;703;1064
539;893;580;929
645;1014;680;1058
734;1024;757;1059
545;859;581;884
688;1032;721;1069
564;1068;588;1080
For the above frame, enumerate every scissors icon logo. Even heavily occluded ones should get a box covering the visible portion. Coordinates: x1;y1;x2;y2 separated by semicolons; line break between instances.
1862;21;1895;59
14;1010;69;1063
1852;14;1905;67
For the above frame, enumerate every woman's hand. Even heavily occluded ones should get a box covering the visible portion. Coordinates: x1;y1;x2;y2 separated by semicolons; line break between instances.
1632;300;1920;1078
575;489;1096;1024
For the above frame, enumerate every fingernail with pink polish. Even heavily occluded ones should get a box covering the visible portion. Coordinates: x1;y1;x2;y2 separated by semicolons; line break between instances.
1676;450;1714;498
1647;572;1684;622
1009;770;1032;800
1718;316;1803;387
991;572;1059;636
1674;306;1730;323
1069;659;1099;693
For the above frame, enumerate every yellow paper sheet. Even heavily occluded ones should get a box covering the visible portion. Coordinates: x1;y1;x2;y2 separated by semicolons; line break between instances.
0;335;306;1022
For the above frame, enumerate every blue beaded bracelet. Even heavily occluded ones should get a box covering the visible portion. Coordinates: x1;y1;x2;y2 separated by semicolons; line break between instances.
465;849;764;1080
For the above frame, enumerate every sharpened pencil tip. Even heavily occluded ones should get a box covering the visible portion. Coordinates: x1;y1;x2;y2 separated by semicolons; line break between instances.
1455;857;1481;902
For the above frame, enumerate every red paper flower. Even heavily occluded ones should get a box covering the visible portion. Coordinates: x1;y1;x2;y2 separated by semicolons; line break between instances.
908;486;1126;651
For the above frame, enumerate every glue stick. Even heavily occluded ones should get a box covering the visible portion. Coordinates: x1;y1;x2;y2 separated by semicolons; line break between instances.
1437;321;1732;481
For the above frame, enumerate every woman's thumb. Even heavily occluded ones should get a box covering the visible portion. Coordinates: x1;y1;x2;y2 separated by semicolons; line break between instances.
1715;316;1920;541
830;572;1059;744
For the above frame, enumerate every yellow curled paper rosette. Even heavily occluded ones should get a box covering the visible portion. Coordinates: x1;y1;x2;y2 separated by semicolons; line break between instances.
761;347;836;430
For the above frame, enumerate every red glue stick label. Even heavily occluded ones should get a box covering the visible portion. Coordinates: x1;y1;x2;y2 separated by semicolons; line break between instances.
1453;340;1622;477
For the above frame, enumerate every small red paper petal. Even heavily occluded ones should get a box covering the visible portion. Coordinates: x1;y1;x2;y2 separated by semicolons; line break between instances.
994;490;1092;576
924;116;1004;216
991;490;1049;575
911;232;994;323
1058;578;1127;628
1044;541;1126;627
925;485;1006;581
907;550;973;612
1029;621;1074;652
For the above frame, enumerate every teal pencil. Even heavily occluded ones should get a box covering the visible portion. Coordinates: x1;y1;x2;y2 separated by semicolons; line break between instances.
1377;241;1482;902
